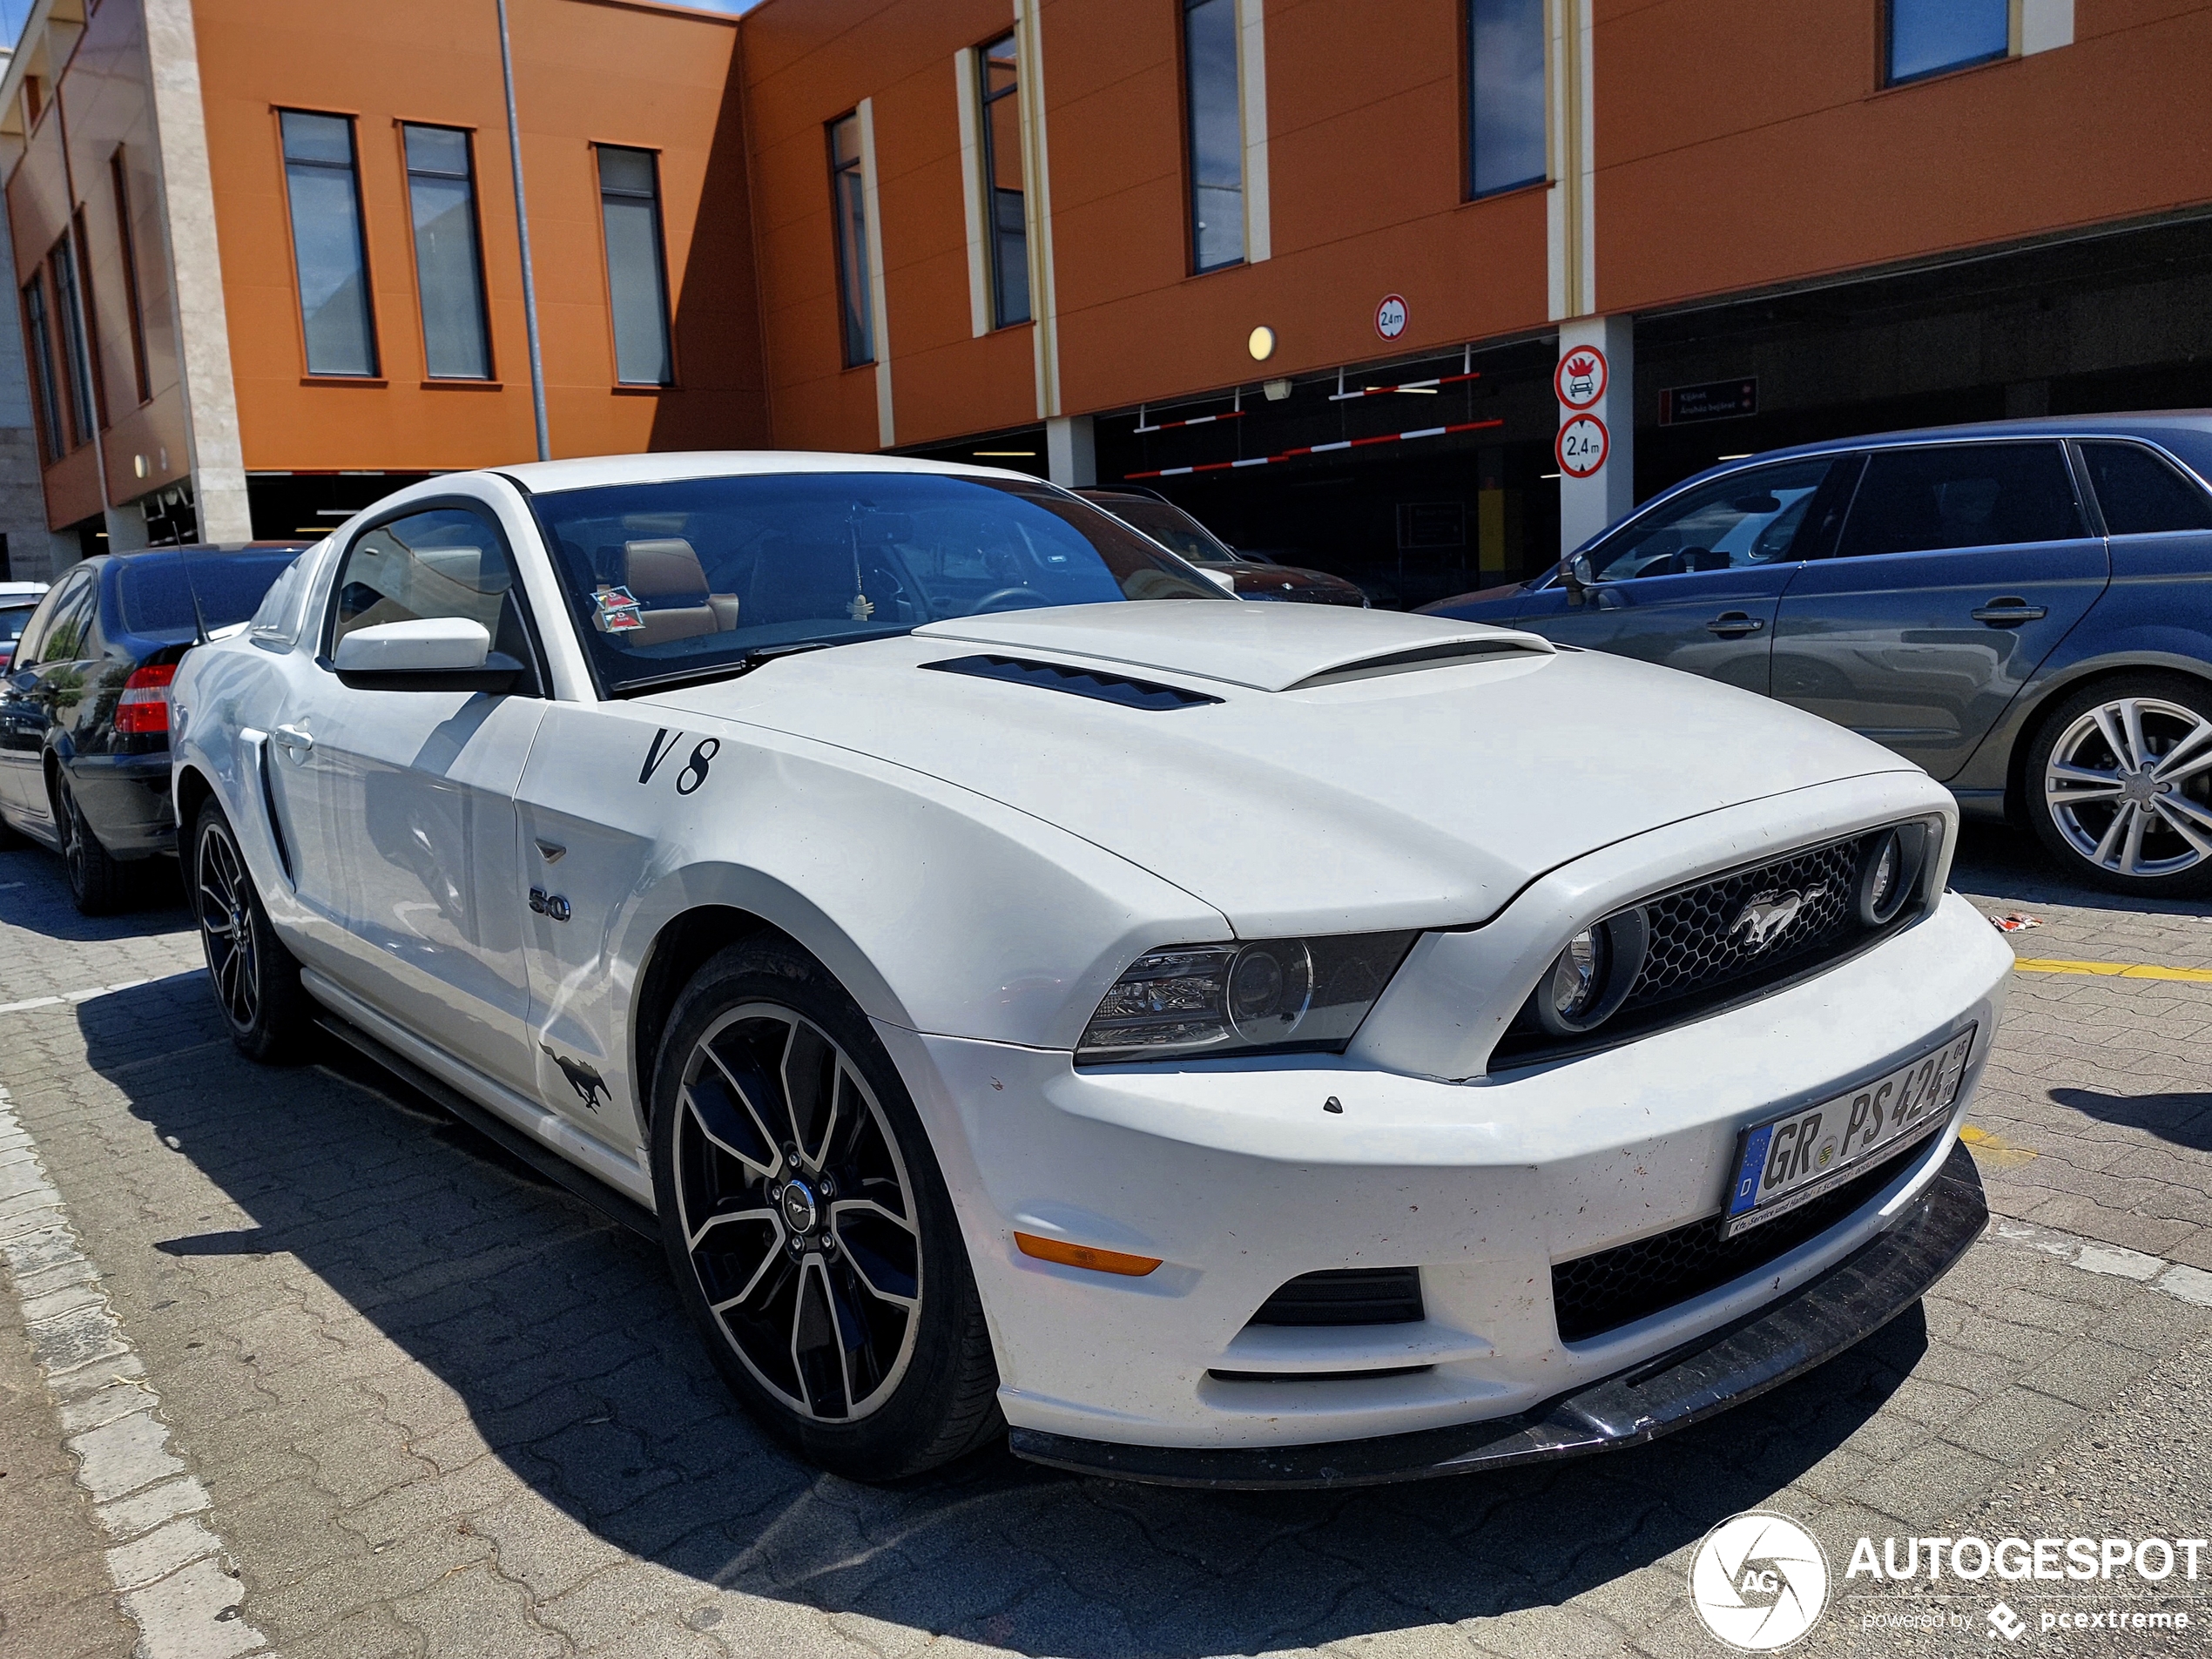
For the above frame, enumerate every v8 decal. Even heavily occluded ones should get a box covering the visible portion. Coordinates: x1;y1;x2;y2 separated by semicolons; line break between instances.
638;728;719;796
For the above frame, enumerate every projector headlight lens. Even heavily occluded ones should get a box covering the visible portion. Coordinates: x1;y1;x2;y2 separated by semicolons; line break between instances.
1078;932;1416;1063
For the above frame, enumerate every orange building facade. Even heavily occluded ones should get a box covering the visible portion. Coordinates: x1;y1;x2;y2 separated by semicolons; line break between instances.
3;0;2210;597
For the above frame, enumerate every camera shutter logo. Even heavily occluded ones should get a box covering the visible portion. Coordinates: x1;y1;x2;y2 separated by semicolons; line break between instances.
1689;1511;1830;1651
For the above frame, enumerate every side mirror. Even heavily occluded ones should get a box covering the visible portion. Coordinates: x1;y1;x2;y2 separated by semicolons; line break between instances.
1559;553;1595;606
333;617;518;691
1199;568;1239;596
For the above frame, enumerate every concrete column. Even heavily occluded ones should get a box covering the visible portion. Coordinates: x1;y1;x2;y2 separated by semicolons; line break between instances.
1558;314;1634;557
1045;415;1095;487
103;503;151;553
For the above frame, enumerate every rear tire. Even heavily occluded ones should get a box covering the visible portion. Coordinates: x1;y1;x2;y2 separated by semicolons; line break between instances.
192;800;313;1062
2026;673;2212;899
649;938;1002;1482
55;770;136;915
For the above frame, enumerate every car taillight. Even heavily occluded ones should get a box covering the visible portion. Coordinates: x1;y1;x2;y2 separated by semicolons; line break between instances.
116;663;176;735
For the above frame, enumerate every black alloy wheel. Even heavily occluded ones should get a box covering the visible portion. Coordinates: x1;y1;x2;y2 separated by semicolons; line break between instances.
55;771;133;915
192;802;311;1062
651;940;1001;1480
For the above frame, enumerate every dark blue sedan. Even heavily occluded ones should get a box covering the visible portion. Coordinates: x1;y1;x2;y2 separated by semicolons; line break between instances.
0;543;308;913
1423;415;2212;897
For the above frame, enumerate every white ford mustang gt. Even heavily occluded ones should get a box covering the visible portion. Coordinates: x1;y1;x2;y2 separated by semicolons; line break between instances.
171;453;2013;1487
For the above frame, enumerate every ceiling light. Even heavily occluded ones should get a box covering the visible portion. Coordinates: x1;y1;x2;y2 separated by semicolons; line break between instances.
974;449;1036;457
1247;325;1276;361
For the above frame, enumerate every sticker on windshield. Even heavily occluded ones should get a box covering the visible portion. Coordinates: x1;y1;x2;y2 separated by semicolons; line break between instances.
593;586;644;633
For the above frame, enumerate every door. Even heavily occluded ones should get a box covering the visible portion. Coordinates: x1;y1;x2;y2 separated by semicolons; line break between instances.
0;569;97;831
1513;456;1854;696
268;502;549;1092
1772;442;2108;780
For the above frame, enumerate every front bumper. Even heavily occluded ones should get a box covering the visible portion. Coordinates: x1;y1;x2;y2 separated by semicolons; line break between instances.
1008;1140;1986;1487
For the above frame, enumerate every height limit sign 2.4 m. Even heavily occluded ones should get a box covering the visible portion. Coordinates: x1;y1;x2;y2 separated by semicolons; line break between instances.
1556;414;1608;479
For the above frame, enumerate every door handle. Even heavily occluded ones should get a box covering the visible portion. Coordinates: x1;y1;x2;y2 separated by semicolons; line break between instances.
1971;599;2047;626
1706;611;1766;637
272;723;315;754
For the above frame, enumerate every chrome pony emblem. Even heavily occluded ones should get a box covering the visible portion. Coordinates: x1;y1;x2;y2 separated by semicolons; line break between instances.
1731;885;1827;952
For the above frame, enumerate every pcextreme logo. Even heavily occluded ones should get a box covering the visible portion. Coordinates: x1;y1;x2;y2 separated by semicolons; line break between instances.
1690;1512;1831;1651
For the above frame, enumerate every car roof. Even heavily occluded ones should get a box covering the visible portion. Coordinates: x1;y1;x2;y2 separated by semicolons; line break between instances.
491;449;1040;494
1718;410;2212;469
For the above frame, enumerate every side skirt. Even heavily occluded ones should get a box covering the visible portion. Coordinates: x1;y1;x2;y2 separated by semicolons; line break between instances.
310;1001;660;1244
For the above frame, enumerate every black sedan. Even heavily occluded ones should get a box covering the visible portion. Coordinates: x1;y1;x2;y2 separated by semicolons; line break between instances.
0;543;308;913
1076;488;1370;607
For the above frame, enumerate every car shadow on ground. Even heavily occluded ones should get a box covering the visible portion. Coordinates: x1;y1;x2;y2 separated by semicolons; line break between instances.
0;844;185;947
77;980;1928;1654
2047;1088;2212;1154
1949;820;2212;921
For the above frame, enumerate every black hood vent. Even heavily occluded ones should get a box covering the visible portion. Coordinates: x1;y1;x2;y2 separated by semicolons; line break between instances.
922;653;1223;711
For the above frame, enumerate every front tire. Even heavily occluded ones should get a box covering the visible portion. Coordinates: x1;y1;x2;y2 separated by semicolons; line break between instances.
2027;674;2212;897
650;939;1001;1481
192;801;313;1062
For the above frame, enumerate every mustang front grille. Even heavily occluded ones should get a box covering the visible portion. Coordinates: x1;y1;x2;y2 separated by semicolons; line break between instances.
1550;1131;1935;1345
1493;823;1932;1068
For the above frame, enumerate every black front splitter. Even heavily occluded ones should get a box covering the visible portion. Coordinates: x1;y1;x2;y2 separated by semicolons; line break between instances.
1008;1141;1987;1490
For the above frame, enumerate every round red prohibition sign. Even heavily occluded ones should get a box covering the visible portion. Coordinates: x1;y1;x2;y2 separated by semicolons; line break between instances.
1554;346;1608;410
1374;293;1408;341
1556;414;1609;478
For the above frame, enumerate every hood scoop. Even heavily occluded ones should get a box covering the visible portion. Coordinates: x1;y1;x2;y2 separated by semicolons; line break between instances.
922;653;1223;711
914;602;1553;693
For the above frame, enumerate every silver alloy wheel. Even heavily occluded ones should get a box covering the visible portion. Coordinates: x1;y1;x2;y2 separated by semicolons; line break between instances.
673;1003;921;1422
2043;696;2212;880
196;823;261;1031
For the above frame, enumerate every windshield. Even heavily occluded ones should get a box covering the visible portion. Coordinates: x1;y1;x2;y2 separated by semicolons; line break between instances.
529;471;1228;693
1093;496;1246;565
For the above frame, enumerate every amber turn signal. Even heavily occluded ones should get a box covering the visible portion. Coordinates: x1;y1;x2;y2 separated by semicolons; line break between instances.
1012;1231;1161;1277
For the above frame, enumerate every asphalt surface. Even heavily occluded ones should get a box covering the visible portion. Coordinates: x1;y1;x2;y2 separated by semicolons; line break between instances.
3;821;2211;1658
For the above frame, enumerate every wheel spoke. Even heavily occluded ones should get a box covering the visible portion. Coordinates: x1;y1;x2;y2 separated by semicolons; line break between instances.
2121;699;2151;776
2121;803;2151;875
685;1061;782;1180
779;1021;839;1167
2046;762;2126;799
2151;795;2212;860
688;1203;780;1254
829;1195;915;1236
2093;802;2135;868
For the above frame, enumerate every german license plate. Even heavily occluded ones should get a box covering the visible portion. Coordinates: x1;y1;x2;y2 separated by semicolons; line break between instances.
1722;1027;1977;1239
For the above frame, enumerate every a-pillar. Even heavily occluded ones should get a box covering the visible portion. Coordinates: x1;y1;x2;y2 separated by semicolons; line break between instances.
1557;314;1634;558
1045;415;1096;487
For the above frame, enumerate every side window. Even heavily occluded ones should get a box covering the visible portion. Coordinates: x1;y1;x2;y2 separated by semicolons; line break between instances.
37;570;100;664
10;571;84;669
1588;460;1838;581
1835;443;2084;560
329;507;539;693
2079;442;2212;536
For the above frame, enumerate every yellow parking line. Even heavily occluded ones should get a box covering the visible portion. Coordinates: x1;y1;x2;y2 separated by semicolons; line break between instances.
2013;957;2212;984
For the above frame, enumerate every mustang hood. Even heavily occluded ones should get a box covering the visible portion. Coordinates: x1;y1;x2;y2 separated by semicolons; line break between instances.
647;604;1922;935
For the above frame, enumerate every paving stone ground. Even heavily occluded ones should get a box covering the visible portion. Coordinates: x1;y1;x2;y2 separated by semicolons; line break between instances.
3;823;2212;1658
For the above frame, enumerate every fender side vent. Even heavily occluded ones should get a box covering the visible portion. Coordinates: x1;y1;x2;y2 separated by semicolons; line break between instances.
1247;1266;1424;1327
922;653;1222;711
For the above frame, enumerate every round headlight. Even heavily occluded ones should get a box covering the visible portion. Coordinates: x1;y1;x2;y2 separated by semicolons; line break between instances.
1550;927;1606;1021
1855;826;1923;927
1531;908;1650;1039
1225;941;1314;1039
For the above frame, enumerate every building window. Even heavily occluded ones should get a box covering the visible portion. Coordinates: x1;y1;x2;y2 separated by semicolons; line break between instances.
110;152;152;404
1183;0;1244;272
1467;0;1547;198
22;274;64;462
597;145;673;386
827;114;873;367
280;111;379;377
401;125;492;381
1885;0;2008;84
974;34;1029;328
49;233;98;445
